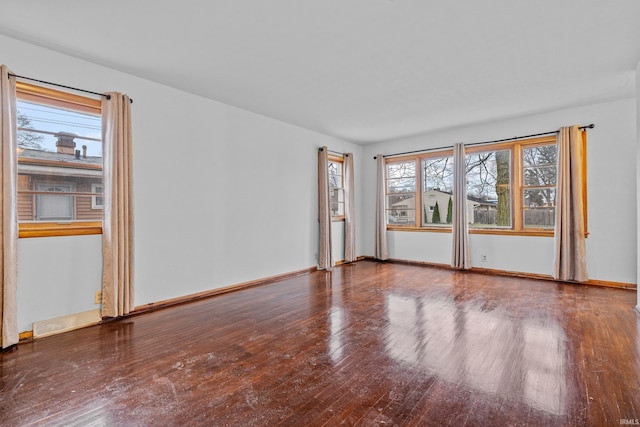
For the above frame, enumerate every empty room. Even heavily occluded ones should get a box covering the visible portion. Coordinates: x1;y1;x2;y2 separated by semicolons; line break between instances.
1;1;639;426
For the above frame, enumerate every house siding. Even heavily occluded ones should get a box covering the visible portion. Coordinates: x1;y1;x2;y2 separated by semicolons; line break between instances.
17;173;102;222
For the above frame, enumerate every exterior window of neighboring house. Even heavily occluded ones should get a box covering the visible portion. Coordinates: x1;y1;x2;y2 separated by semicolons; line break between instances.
91;183;104;209
35;182;74;220
16;82;102;238
384;135;585;236
328;155;344;219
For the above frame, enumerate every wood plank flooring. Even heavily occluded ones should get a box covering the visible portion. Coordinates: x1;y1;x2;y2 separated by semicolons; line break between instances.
1;260;639;426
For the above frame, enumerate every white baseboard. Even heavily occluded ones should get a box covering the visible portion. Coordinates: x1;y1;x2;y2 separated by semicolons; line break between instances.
33;309;101;338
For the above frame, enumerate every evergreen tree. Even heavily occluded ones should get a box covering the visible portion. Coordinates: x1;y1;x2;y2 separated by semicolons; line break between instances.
446;197;453;224
432;201;441;224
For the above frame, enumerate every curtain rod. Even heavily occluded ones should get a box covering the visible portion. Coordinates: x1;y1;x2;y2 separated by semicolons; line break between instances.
374;124;595;159
8;73;134;103
319;147;349;157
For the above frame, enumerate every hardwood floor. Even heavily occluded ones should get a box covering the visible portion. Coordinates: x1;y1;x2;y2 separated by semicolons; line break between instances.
1;261;639;426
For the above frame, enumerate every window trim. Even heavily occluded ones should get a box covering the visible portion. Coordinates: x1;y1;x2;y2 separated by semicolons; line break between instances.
385;134;588;237
91;183;104;210
16;82;103;238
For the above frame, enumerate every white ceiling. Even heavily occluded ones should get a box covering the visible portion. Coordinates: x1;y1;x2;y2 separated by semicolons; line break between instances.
1;1;639;144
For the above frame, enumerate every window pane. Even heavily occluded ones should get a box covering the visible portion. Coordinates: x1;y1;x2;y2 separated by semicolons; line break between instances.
421;156;453;227
466;150;511;228
523;188;556;228
523;145;557;187
17;100;102;224
328;161;343;189
386;161;416;225
330;188;344;216
386;196;415;225
387;162;416;193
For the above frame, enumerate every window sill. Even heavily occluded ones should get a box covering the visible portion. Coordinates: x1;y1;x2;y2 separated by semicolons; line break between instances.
19;222;102;238
386;225;555;237
387;225;451;233
331;216;345;222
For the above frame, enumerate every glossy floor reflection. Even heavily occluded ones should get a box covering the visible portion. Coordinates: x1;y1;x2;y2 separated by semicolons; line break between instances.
1;261;639;426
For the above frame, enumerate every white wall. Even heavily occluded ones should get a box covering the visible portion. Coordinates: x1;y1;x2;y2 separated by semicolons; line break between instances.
363;98;638;284
3;34;363;332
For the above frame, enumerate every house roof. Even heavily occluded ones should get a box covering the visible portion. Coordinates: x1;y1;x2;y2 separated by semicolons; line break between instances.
18;148;102;166
391;189;491;208
18;148;102;179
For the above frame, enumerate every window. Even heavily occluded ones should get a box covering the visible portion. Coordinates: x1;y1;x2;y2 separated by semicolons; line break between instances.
328;156;344;219
16;82;103;238
384;134;586;236
522;143;557;228
35;182;74;221
91;183;104;209
386;160;416;225
465;149;511;228
421;154;454;227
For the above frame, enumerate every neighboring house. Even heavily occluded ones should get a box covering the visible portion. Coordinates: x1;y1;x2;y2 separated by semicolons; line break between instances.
17;133;103;222
390;189;488;225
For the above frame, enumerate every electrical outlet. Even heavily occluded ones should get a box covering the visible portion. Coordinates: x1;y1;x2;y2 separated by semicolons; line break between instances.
94;290;102;305
481;255;487;263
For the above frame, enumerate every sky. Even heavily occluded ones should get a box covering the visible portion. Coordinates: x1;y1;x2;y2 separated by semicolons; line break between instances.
17;100;102;157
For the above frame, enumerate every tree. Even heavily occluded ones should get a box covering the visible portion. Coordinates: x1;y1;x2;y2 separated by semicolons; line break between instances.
17;112;44;150
495;151;510;226
432;201;441;224
446;197;453;224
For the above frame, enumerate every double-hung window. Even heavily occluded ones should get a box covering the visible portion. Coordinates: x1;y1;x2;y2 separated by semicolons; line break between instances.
328;155;345;220
421;153;454;227
386;160;417;225
464;147;512;229
385;151;453;229
521;142;557;228
384;134;586;236
16;82;103;238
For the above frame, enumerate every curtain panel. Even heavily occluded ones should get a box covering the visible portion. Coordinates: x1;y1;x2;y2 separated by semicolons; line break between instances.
375;155;388;260
452;143;471;269
0;65;18;348
343;153;356;263
318;147;333;269
101;92;135;317
553;125;588;282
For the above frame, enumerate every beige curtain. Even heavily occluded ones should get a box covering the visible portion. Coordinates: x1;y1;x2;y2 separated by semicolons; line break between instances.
374;155;388;260
343;153;356;263
318;147;333;269
452;143;470;269
101;92;134;317
554;125;588;282
0;66;18;348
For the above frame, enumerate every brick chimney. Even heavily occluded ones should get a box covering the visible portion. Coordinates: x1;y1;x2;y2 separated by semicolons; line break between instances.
55;132;77;155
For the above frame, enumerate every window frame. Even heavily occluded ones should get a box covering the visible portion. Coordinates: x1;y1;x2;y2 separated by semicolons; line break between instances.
91;183;104;210
16;82;103;238
328;154;345;222
34;181;75;221
385;134;588;237
385;157;419;228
